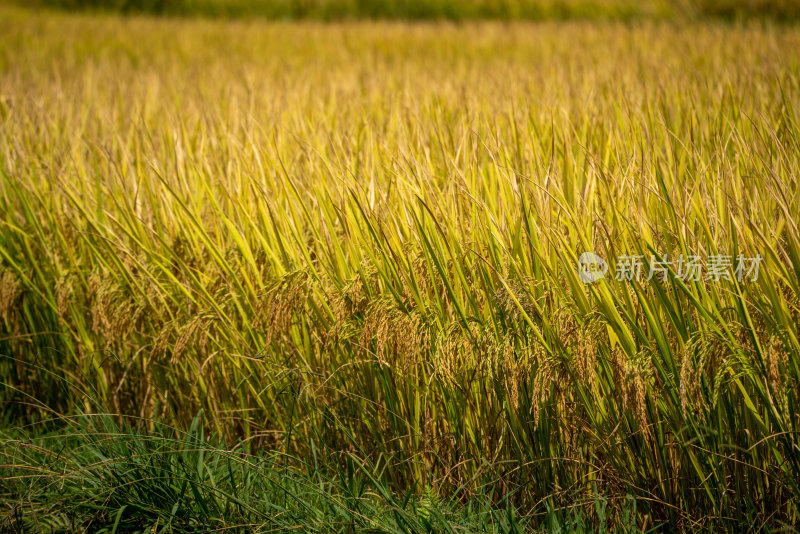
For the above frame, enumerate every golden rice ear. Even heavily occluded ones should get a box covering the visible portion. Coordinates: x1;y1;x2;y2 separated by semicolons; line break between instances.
0;269;22;328
765;331;791;412
626;348;655;443
255;269;314;346
152;321;177;360
173;313;212;363
680;332;708;416
87;269;111;338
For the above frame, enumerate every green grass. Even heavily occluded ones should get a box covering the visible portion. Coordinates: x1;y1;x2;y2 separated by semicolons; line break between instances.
1;3;799;531
1;413;546;533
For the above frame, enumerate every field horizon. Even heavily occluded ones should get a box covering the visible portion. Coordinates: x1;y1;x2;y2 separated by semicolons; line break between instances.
5;0;800;21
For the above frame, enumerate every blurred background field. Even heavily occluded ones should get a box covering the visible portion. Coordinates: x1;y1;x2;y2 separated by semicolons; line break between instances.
6;0;800;20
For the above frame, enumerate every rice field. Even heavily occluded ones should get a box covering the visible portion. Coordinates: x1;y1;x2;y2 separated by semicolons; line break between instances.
1;2;800;531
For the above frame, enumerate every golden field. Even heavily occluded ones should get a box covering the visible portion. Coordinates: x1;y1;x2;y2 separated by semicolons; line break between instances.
1;4;800;531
